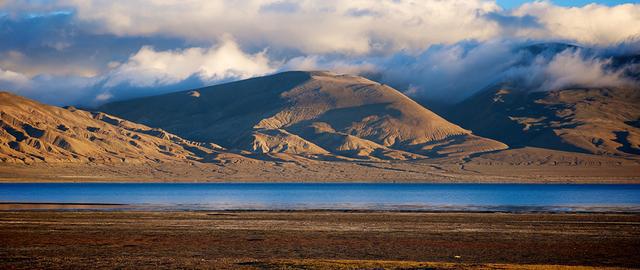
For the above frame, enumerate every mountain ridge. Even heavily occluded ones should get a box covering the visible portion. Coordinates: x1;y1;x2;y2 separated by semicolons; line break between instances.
100;71;507;160
446;86;640;156
1;75;639;183
0;91;227;164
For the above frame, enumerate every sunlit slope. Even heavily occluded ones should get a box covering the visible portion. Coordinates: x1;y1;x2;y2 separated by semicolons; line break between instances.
101;71;506;160
0;92;223;164
448;87;640;156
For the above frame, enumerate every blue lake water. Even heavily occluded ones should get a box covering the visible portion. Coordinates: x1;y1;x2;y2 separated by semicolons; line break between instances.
1;183;640;212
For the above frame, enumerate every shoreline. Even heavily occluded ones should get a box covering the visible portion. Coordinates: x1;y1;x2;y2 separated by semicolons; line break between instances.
2;202;640;214
0;202;130;210
2;178;640;184
3;181;608;183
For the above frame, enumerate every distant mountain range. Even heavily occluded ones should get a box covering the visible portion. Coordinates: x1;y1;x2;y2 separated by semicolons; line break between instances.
447;86;640;156
1;43;639;182
441;42;640;156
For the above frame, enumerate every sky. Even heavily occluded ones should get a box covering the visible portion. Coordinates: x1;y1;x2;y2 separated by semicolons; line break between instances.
0;0;639;106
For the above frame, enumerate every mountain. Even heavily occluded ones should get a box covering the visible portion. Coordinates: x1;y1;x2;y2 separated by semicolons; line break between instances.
100;71;507;160
0;92;225;164
437;42;640;157
1;82;638;183
447;86;640;156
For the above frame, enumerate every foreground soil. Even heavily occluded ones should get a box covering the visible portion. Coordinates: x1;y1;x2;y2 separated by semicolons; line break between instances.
1;211;639;269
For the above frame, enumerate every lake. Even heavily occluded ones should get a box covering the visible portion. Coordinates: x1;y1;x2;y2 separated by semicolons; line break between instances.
1;183;640;212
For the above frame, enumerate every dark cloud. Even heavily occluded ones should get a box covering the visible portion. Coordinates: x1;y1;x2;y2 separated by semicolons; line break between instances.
0;11;194;76
259;1;300;13
484;12;541;29
345;8;380;17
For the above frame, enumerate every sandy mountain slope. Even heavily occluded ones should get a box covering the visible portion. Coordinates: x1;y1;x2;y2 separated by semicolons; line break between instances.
101;71;506;160
447;87;640;156
0;92;225;164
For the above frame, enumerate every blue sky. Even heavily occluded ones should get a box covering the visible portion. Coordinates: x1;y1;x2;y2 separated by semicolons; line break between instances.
498;0;639;9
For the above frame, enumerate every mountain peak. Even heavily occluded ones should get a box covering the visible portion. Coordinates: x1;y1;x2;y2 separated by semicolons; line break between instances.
101;71;506;160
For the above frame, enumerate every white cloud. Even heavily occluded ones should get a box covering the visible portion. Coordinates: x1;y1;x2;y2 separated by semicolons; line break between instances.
0;37;278;105
4;0;504;55
283;55;377;75
369;41;638;102
513;2;640;45
540;50;634;91
94;92;113;102
104;38;275;88
377;40;522;101
4;0;638;55
0;68;31;89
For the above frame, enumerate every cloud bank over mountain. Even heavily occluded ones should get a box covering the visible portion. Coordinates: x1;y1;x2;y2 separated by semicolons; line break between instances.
0;0;639;105
371;41;638;102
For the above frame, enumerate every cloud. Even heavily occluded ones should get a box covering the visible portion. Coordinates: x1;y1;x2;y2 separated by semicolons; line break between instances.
259;1;300;13
0;11;187;77
539;50;635;91
345;8;381;18
512;2;640;45
4;0;638;55
2;38;638;107
0;68;31;89
283;55;377;76
104;38;275;88
357;40;639;103
376;40;524;102
2;0;504;55
0;38;277;105
484;12;540;29
0;1;639;107
483;12;541;37
0;68;98;106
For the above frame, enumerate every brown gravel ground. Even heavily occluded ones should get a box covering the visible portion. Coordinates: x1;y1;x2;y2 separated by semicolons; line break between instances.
0;211;639;269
